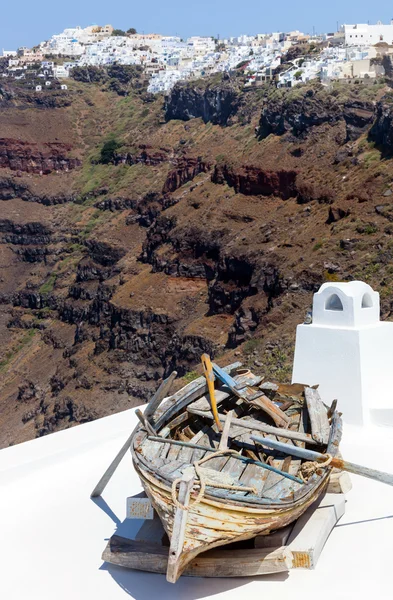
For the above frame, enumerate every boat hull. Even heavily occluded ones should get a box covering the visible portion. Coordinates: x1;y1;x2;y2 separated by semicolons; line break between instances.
136;461;329;580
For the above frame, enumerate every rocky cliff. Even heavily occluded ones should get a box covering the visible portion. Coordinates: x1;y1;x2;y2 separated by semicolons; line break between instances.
165;77;241;125
258;86;376;141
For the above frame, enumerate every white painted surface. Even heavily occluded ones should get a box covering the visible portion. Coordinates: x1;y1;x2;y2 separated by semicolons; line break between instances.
293;282;393;426
1;408;393;600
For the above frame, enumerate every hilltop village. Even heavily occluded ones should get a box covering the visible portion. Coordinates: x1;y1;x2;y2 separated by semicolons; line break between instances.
3;20;393;93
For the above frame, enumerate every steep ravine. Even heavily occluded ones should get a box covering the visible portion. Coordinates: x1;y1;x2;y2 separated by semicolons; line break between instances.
1;77;393;447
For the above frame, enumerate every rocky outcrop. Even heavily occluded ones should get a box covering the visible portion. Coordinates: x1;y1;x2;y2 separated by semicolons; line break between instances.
0;220;52;244
141;215;177;265
163;156;211;193
369;99;393;152
85;240;126;267
0;177;75;204
258;87;375;141
0;83;72;109
212;164;297;199
113;145;172;166
0;138;80;174
165;80;240;125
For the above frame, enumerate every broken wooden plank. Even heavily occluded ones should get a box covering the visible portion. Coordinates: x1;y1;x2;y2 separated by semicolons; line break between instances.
135;410;157;436
154;362;242;430
102;536;292;577
159;412;190;438
167;470;195;583
304;387;330;445
250;394;291;428
187;407;318;445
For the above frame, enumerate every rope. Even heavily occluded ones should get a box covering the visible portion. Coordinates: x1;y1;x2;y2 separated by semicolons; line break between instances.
171;449;258;510
299;453;333;482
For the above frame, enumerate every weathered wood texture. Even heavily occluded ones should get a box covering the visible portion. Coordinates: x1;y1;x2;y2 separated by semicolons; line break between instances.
304;387;330;445
187;408;318;445
145;371;178;422
287;493;345;569
102;536;292;577
90;432;134;498
102;492;346;576
327;471;352;494
167;471;195;582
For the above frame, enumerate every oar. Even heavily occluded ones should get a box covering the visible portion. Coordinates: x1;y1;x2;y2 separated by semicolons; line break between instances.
201;354;223;432
90;373;177;498
251;435;393;487
147;436;304;484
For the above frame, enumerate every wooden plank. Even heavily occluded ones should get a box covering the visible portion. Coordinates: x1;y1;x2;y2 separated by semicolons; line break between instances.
159;412;189;438
304;387;330;445
187;407;318;445
287;493;345;569
255;524;294;549
188;389;231;413
135;409;157;436
219;410;233;451
327;471;352;494
250;394;291;428
239;462;267;496
167;471;195;583
145;371;178;422
154;362;242;430
102;536;292;577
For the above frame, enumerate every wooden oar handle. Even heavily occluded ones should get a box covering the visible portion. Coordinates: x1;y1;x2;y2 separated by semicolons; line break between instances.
201;354;223;432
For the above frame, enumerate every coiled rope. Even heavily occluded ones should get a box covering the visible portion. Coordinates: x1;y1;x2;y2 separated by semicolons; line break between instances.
299;453;333;482
171;449;258;510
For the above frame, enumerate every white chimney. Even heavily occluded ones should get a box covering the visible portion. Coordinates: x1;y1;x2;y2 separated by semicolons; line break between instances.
292;281;393;427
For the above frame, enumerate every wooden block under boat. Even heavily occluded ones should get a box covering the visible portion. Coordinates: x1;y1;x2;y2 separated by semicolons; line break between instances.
287;493;346;569
102;535;292;577
101;492;346;577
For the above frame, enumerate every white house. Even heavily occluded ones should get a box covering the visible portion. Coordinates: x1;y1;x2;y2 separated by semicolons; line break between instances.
2;50;17;57
344;21;393;46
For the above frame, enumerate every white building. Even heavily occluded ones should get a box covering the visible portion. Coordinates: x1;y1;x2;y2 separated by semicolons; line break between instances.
2;50;17;57
344;21;393;46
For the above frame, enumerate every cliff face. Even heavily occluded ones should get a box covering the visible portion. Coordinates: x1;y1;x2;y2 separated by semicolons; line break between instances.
212;164;298;199
1;77;393;449
258;87;376;141
0;138;80;174
369;100;393;151
165;79;240;125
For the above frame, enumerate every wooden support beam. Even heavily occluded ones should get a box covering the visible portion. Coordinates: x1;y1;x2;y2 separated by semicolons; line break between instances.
187;407;318;445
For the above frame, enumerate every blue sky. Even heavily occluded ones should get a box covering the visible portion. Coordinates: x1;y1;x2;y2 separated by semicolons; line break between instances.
1;1;393;50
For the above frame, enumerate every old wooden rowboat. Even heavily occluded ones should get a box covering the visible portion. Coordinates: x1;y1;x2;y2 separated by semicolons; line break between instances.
131;362;341;583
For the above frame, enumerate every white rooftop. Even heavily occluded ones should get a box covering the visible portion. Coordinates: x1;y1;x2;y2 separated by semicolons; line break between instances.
1;407;393;599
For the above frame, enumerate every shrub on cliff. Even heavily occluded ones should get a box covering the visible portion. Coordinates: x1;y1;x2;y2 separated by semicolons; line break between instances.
100;138;121;164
